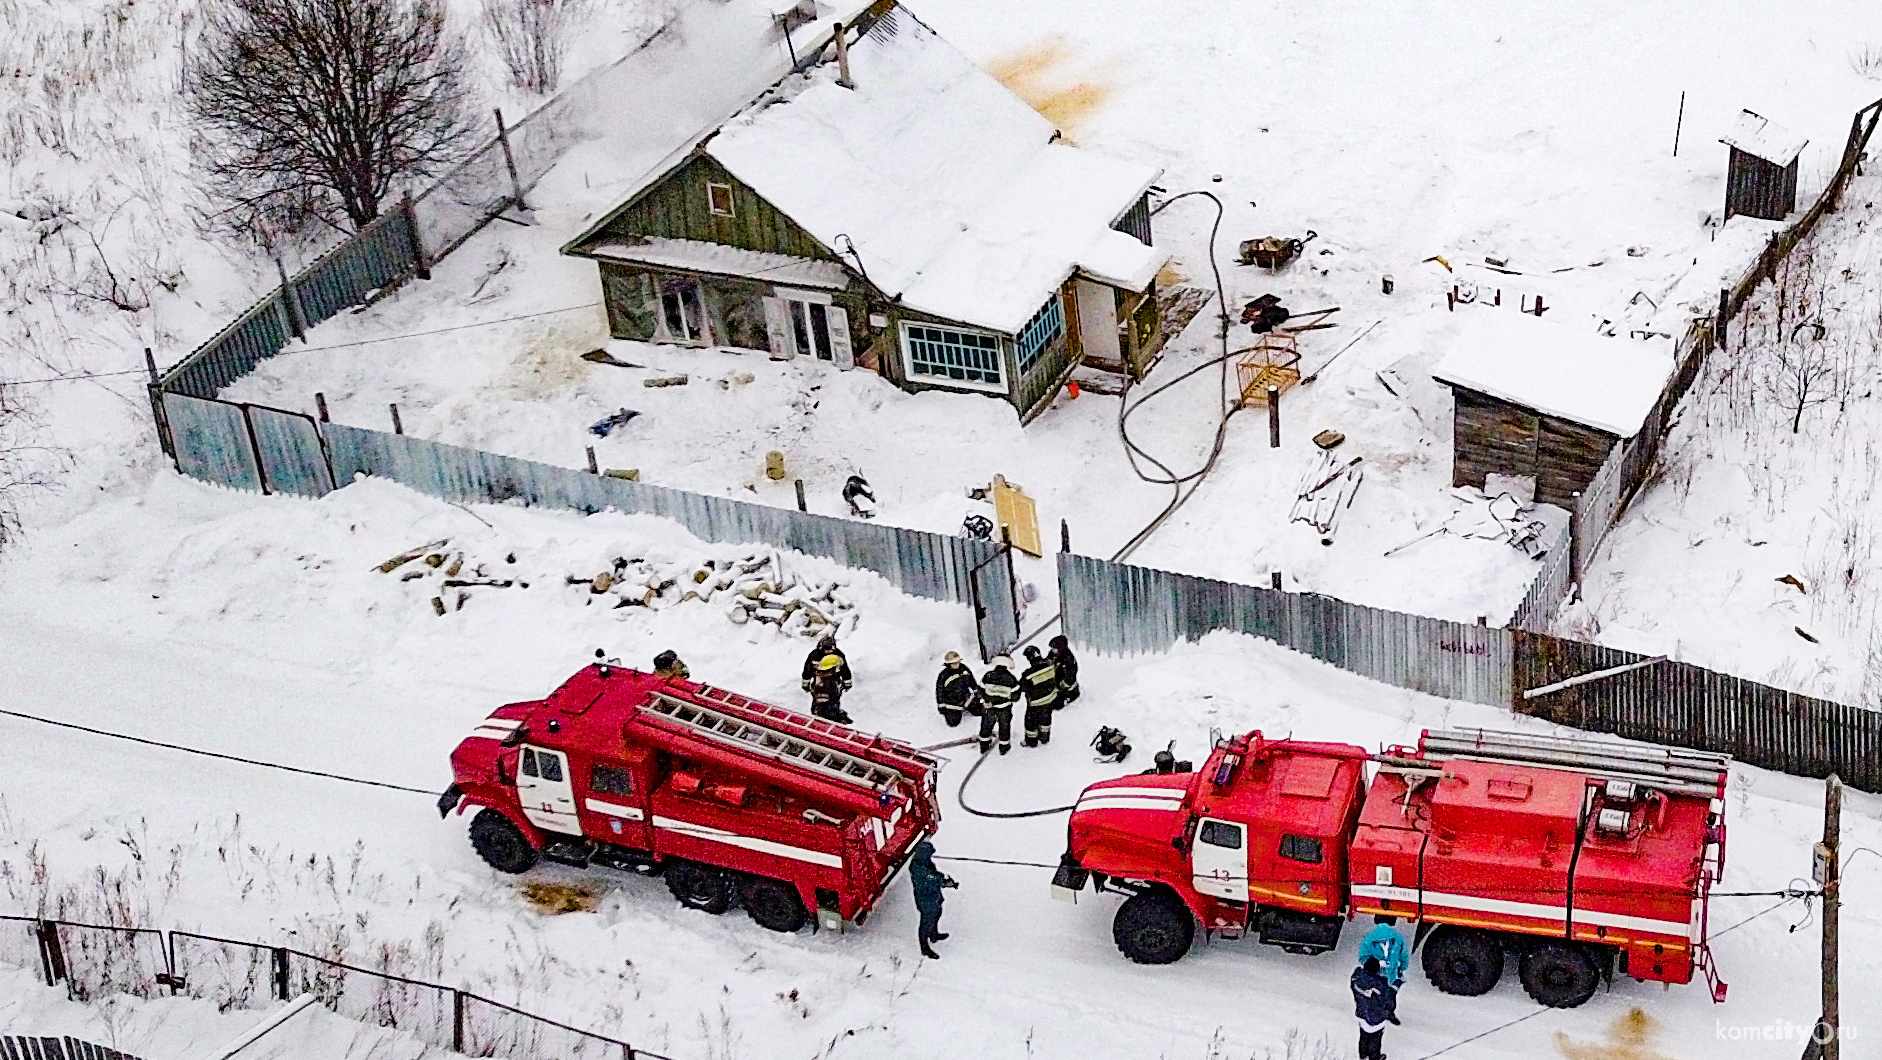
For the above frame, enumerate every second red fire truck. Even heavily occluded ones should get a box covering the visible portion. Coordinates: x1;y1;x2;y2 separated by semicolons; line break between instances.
1053;726;1731;1008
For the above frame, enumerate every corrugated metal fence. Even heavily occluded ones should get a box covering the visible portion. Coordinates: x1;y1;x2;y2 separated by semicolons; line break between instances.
1059;552;1882;792
155;393;1018;656
1058;552;1513;707
0;1038;140;1060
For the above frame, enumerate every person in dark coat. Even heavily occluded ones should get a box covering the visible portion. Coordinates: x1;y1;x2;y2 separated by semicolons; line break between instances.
808;654;852;725
978;655;1020;754
801;634;852;693
652;650;689;680
908;839;957;958
1020;645;1059;747
1351;956;1399;1060
934;651;980;727
1047;635;1080;704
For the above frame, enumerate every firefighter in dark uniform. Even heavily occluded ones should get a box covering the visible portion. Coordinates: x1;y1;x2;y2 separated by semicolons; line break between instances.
978;655;1020;754
801;633;851;694
934;651;980;727
1020;645;1060;747
1047;635;1080;705
652;650;690;680
808;654;853;724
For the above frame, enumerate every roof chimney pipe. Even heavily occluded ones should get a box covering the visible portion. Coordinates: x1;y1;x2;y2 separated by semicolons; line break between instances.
834;20;854;89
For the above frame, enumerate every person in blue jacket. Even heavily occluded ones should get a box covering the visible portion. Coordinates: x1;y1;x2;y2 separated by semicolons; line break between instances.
908;840;958;959
1351;956;1400;1060
1357;914;1409;987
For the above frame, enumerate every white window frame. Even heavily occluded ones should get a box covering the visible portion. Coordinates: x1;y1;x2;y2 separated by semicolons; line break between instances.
706;181;736;218
899;321;1007;393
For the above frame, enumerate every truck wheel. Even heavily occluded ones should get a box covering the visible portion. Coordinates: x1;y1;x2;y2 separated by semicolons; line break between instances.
665;860;732;914
1422;926;1504;996
1519;942;1600;1008
740;876;808;933
469;809;539;874
1112;890;1194;964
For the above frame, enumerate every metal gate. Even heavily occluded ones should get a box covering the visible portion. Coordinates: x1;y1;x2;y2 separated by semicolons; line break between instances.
968;544;1019;662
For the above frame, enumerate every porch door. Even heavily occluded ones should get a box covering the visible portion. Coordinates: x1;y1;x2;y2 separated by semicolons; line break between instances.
659;279;705;344
768;288;852;368
1072;278;1122;366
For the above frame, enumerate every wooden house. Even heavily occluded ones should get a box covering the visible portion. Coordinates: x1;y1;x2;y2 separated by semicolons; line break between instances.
1430;312;1673;508
1720;109;1806;222
560;1;1168;422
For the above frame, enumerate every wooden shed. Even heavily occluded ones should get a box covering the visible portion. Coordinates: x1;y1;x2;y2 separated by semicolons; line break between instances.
1431;312;1673;508
1721;109;1806;222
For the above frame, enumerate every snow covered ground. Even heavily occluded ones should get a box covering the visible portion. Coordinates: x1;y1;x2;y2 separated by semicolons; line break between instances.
3;477;1881;1060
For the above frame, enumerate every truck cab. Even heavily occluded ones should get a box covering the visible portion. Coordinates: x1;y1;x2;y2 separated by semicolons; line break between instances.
1058;731;1369;963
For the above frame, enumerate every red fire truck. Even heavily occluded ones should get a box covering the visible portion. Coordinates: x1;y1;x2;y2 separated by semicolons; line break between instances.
439;660;941;933
1052;726;1730;1008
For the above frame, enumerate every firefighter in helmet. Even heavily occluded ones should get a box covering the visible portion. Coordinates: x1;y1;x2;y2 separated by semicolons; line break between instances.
978;655;1020;754
652;650;690;680
801;632;851;694
808;653;853;725
934;650;981;727
1020;645;1059;747
1047;634;1080;704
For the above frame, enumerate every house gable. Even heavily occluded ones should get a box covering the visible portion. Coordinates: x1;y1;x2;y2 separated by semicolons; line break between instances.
568;153;841;265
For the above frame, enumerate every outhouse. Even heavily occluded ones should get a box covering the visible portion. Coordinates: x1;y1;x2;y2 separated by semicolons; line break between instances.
1720;109;1806;222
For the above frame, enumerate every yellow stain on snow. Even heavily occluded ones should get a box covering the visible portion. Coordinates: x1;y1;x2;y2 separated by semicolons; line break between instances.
985;37;1113;140
1554;1007;1682;1060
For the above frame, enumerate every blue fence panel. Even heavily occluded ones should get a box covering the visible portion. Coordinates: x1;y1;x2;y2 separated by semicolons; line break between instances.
291;210;417;327
162;392;262;493
247;405;333;498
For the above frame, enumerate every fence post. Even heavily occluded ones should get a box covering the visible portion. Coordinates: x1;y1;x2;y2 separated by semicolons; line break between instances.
1717;288;1730;351
452;990;466;1053
1267;386;1281;447
273;254;306;342
495;108;525;211
390;403;404;435
272;947;290;1001
145;348;176;463
402;189;430;281
37;921;66;987
586;446;598;474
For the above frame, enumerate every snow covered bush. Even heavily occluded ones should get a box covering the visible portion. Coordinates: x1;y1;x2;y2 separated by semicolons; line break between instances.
186;0;475;236
482;0;591;94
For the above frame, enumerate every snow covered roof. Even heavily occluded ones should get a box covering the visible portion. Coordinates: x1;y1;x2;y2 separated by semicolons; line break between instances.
1430;311;1674;438
701;7;1164;334
1720;109;1807;167
588;238;852;290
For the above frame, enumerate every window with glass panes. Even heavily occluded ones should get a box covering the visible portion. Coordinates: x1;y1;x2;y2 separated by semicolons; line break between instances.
1015;294;1065;375
901;322;1004;388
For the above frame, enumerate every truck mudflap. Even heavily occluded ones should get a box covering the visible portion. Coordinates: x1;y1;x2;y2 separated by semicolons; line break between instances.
1051;851;1090;902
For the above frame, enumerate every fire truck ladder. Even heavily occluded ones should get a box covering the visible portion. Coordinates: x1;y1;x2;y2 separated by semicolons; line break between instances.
1420;728;1730;799
646;692;911;792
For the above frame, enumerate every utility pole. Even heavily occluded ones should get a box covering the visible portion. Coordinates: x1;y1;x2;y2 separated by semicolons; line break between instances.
1819;774;1842;1060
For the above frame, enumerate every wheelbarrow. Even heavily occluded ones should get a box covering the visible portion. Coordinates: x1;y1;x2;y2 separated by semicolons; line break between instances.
1238;229;1318;270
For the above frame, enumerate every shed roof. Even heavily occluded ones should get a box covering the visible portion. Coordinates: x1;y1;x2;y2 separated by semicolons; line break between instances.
1430;311;1674;438
702;7;1164;334
1720;109;1807;167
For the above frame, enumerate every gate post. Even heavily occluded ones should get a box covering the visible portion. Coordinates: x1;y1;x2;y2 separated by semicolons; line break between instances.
272;947;290;1001
452;990;466;1053
37;921;66;987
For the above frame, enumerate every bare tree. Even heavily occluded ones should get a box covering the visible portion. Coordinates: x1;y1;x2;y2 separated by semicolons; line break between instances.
0;383;58;551
186;0;473;236
483;0;591;94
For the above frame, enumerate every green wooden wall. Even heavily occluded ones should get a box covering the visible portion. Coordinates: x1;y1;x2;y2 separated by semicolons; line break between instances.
589;154;837;262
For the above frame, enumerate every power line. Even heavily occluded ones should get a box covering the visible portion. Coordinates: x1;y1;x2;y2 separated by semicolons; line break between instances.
1410;1006;1551;1060
0;706;437;796
283;302;602;354
6;368;146;386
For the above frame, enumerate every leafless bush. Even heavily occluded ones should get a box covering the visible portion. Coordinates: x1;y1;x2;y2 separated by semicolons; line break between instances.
482;0;591;94
1852;43;1882;81
186;0;474;237
0;381;61;552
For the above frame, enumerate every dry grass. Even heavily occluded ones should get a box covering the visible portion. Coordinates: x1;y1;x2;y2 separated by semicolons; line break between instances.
518;881;601;914
1553;1007;1680;1060
985;37;1113;140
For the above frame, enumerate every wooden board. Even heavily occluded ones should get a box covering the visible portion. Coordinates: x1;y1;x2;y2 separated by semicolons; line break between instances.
991;475;1043;557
